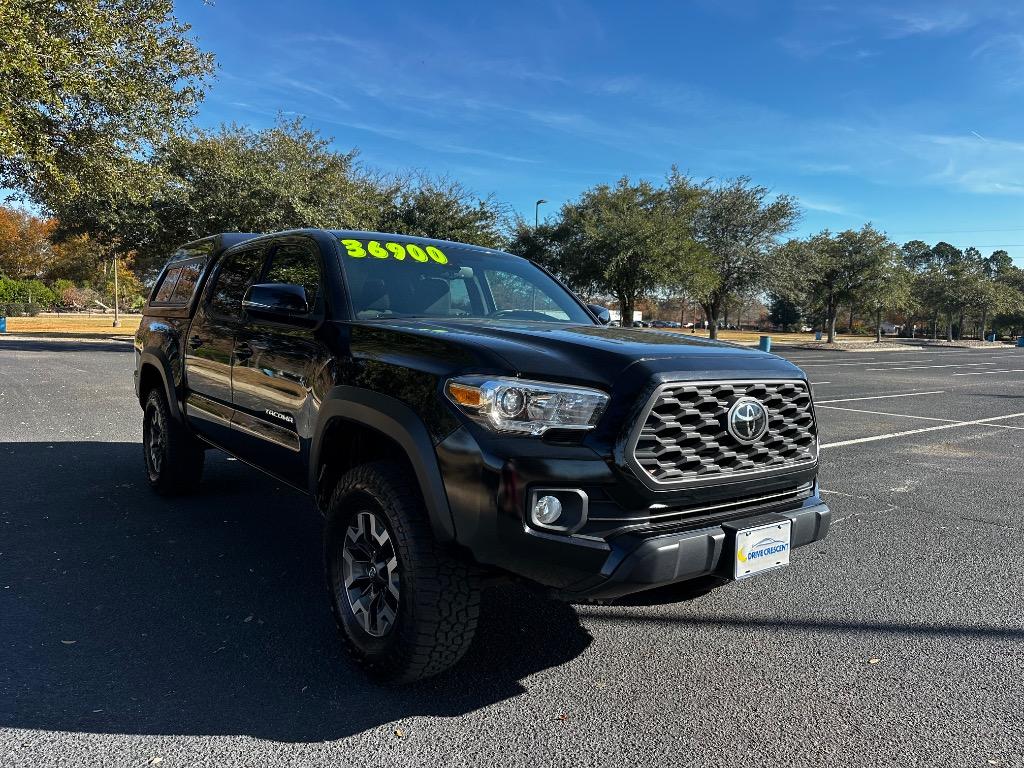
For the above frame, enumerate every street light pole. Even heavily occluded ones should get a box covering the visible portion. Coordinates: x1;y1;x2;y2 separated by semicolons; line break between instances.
112;257;121;328
535;199;547;228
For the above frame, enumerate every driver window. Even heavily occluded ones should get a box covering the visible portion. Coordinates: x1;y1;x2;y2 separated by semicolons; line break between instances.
485;270;570;320
262;244;321;310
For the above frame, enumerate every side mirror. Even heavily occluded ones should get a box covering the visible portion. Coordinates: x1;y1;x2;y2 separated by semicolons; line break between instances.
587;304;612;325
242;283;309;317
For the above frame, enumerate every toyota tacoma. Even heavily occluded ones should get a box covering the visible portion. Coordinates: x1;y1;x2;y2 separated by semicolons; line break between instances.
134;229;830;682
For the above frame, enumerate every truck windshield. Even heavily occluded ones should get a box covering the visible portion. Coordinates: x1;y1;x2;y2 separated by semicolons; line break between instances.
338;237;593;324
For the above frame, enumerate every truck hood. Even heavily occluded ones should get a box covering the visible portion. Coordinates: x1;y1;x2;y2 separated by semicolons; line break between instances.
354;318;805;388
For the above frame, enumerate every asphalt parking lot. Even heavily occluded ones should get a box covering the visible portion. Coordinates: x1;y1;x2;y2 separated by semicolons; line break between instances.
2;337;1023;767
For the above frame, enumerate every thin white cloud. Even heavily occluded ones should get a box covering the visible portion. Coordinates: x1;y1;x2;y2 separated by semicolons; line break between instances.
881;7;973;37
799;197;863;217
972;34;1024;89
273;77;351;111
906;133;1024;196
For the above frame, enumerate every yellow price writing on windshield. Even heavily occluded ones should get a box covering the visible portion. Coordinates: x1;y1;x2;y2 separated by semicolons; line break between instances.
340;238;448;265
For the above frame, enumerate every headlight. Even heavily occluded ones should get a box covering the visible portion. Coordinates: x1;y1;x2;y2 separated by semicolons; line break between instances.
445;376;609;435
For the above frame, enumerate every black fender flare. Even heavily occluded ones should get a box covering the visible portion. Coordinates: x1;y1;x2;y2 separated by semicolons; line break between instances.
310;386;456;542
137;351;183;422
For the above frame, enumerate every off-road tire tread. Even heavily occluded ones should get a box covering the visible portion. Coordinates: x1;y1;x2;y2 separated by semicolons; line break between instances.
143;388;204;495
325;461;480;683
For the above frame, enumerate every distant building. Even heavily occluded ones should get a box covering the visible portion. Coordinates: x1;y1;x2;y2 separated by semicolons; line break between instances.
608;310;643;323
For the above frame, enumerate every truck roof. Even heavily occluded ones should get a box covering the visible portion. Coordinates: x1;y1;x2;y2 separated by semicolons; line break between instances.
168;232;261;263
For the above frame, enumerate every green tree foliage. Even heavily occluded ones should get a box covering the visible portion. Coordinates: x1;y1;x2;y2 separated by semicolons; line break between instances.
859;254;915;343
768;293;803;330
552;177;693;326
780;225;898;343
54;118;374;274
377;174;506;249
0;0;215;205
689;177;799;339
992;266;1024;335
904;242;1018;340
900;240;933;272
54;118;506;277
986;249;1014;278
507;220;562;269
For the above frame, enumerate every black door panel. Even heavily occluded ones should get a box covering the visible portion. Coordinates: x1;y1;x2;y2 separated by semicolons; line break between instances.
228;238;328;489
183;245;264;448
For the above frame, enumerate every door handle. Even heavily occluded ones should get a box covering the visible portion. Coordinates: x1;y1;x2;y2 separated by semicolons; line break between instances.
188;335;203;350
234;343;254;362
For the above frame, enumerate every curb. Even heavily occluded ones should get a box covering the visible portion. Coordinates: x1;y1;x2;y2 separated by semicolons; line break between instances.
0;334;134;344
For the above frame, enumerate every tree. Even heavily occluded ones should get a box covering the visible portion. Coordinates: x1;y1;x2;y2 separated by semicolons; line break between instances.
663;169;718;322
53;117;508;277
986;250;1014;278
0;0;215;205
860;258;914;343
781;225;898;343
53;117;378;276
900;240;933;272
377;174;507;249
553;177;693;326
690;177;799;339
0;206;56;278
507;219;562;267
992;267;1024;337
933;246;988;340
768;293;803;330
45;234;105;284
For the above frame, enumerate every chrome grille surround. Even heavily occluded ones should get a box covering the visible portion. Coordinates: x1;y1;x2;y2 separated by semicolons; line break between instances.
625;379;818;489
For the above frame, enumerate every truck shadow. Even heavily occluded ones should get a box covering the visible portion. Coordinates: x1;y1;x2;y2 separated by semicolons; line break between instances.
0;441;591;742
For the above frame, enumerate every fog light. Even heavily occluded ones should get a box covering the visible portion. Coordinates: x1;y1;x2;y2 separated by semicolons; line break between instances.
533;495;563;526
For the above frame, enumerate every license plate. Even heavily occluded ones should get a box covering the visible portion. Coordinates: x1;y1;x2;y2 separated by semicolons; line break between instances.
734;520;792;579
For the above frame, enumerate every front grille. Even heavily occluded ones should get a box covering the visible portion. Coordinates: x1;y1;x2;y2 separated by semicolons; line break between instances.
627;380;817;486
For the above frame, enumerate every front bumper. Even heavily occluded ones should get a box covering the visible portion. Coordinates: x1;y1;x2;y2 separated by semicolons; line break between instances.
563;503;830;600
435;425;830;599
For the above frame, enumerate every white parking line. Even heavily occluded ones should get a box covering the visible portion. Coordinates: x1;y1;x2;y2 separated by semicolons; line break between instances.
816;390;944;404
816;405;957;422
819;411;1024;449
952;368;1024;377
864;363;995;371
798;358;933;367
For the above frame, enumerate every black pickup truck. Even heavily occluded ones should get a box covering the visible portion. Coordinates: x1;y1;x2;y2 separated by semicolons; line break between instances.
134;229;830;682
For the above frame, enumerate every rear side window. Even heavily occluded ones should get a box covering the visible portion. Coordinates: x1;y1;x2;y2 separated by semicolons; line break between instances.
150;241;213;306
169;261;202;304
152;267;183;303
208;247;264;319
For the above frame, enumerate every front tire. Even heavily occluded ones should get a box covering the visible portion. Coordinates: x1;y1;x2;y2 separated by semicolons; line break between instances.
142;388;204;495
325;462;480;683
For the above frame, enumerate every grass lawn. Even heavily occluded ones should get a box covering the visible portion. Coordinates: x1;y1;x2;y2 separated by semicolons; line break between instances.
2;314;141;337
659;328;861;344
0;314;867;345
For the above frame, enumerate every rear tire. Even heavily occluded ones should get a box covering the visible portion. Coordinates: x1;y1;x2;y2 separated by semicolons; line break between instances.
142;388;204;495
324;461;480;683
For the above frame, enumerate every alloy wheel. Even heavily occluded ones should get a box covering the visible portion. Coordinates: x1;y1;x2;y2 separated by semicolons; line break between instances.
145;405;165;479
341;510;400;637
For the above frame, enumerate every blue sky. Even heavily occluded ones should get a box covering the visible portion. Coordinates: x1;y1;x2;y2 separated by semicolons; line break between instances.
178;0;1024;263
